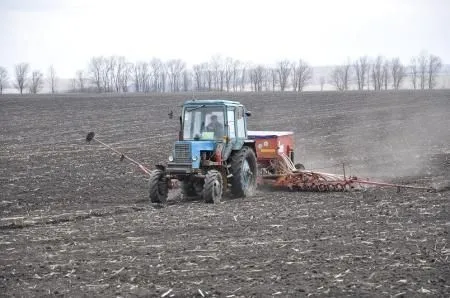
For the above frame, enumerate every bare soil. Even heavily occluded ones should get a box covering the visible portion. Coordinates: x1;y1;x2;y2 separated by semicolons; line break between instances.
1;91;449;297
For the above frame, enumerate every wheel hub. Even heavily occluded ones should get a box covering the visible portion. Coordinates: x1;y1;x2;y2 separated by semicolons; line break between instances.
242;159;253;188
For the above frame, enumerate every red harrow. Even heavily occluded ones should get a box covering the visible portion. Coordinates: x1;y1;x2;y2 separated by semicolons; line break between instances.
257;152;432;192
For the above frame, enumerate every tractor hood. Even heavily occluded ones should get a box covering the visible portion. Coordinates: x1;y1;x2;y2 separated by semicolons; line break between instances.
169;140;218;170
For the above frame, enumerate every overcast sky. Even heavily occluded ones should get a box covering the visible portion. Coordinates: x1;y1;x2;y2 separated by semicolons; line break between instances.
0;0;449;78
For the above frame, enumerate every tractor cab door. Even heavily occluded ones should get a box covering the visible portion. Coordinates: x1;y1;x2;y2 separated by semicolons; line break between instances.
226;107;236;141
235;106;246;140
226;106;246;151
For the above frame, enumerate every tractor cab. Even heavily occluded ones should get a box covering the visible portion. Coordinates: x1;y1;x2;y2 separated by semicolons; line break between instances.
181;99;250;143
182;105;226;141
166;100;251;175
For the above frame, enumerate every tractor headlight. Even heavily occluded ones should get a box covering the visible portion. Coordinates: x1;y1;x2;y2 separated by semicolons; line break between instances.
168;155;174;162
192;156;198;161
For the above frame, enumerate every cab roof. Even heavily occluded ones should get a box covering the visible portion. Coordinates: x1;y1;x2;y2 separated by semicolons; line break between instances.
183;99;243;106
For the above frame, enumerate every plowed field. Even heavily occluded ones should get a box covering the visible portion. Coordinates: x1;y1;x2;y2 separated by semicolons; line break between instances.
1;91;449;297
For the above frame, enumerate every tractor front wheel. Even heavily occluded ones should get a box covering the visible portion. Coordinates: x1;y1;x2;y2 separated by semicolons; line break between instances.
203;170;223;204
149;169;168;203
231;146;257;198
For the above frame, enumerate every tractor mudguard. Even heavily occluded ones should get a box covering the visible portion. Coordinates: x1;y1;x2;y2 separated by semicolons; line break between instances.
243;141;257;156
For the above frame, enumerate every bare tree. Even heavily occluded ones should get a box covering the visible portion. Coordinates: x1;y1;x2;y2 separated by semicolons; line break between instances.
76;70;85;92
150;58;163;92
219;67;225;92
250;66;257;92
101;56;116;92
354;60;362;90
15;63;30;94
291;64;298;91
354;56;368;90
121;62;132;92
331;66;345;91
270;68;278;91
132;62;140;92
231;60;242;92
428;54;442;89
160;63;168;92
319;76;325;91
382;60;390;90
167;59;186;92
88;57;104;92
210;55;222;90
344;61;352;90
240;63;248;91
371;56;384;90
262;68;271;91
418;51;428;90
293;60;312;92
360;56;368;89
0;67;8;94
141;62;151;92
29;70;44;94
48;65;57;94
276;60;291;91
192;63;205;91
183;70;191;92
409;57;418;89
110;56;129;93
70;78;77;92
391;58;405;90
112;58;122;92
205;64;213;91
331;60;352;91
224;57;233;92
133;62;151;92
250;65;265;92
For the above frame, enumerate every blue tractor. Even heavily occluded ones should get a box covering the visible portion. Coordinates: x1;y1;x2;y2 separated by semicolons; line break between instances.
148;99;257;203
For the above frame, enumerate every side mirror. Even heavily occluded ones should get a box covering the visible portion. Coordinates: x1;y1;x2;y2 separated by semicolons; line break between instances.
178;116;183;140
245;111;252;117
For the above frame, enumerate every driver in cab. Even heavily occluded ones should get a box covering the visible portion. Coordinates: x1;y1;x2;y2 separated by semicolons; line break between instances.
206;115;224;139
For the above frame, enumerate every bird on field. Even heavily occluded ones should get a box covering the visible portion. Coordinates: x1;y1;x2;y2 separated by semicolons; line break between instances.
86;132;95;143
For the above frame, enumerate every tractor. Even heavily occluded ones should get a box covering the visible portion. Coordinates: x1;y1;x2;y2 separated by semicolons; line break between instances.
148;99;258;204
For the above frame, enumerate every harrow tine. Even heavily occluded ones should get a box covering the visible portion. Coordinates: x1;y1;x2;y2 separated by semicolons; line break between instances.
353;179;435;191
259;152;435;193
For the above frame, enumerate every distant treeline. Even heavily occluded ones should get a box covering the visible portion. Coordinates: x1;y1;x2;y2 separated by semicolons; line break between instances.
0;51;445;95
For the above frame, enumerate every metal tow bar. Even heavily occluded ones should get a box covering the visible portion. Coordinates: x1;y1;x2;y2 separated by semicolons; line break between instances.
85;132;151;176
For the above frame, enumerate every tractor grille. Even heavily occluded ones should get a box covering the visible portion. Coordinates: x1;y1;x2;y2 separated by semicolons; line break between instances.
174;143;191;163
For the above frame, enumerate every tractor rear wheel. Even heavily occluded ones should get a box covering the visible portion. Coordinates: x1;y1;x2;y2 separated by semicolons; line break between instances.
203;170;223;203
230;146;257;198
149;169;168;203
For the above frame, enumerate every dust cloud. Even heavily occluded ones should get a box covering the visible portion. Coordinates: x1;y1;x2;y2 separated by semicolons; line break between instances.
294;96;449;183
